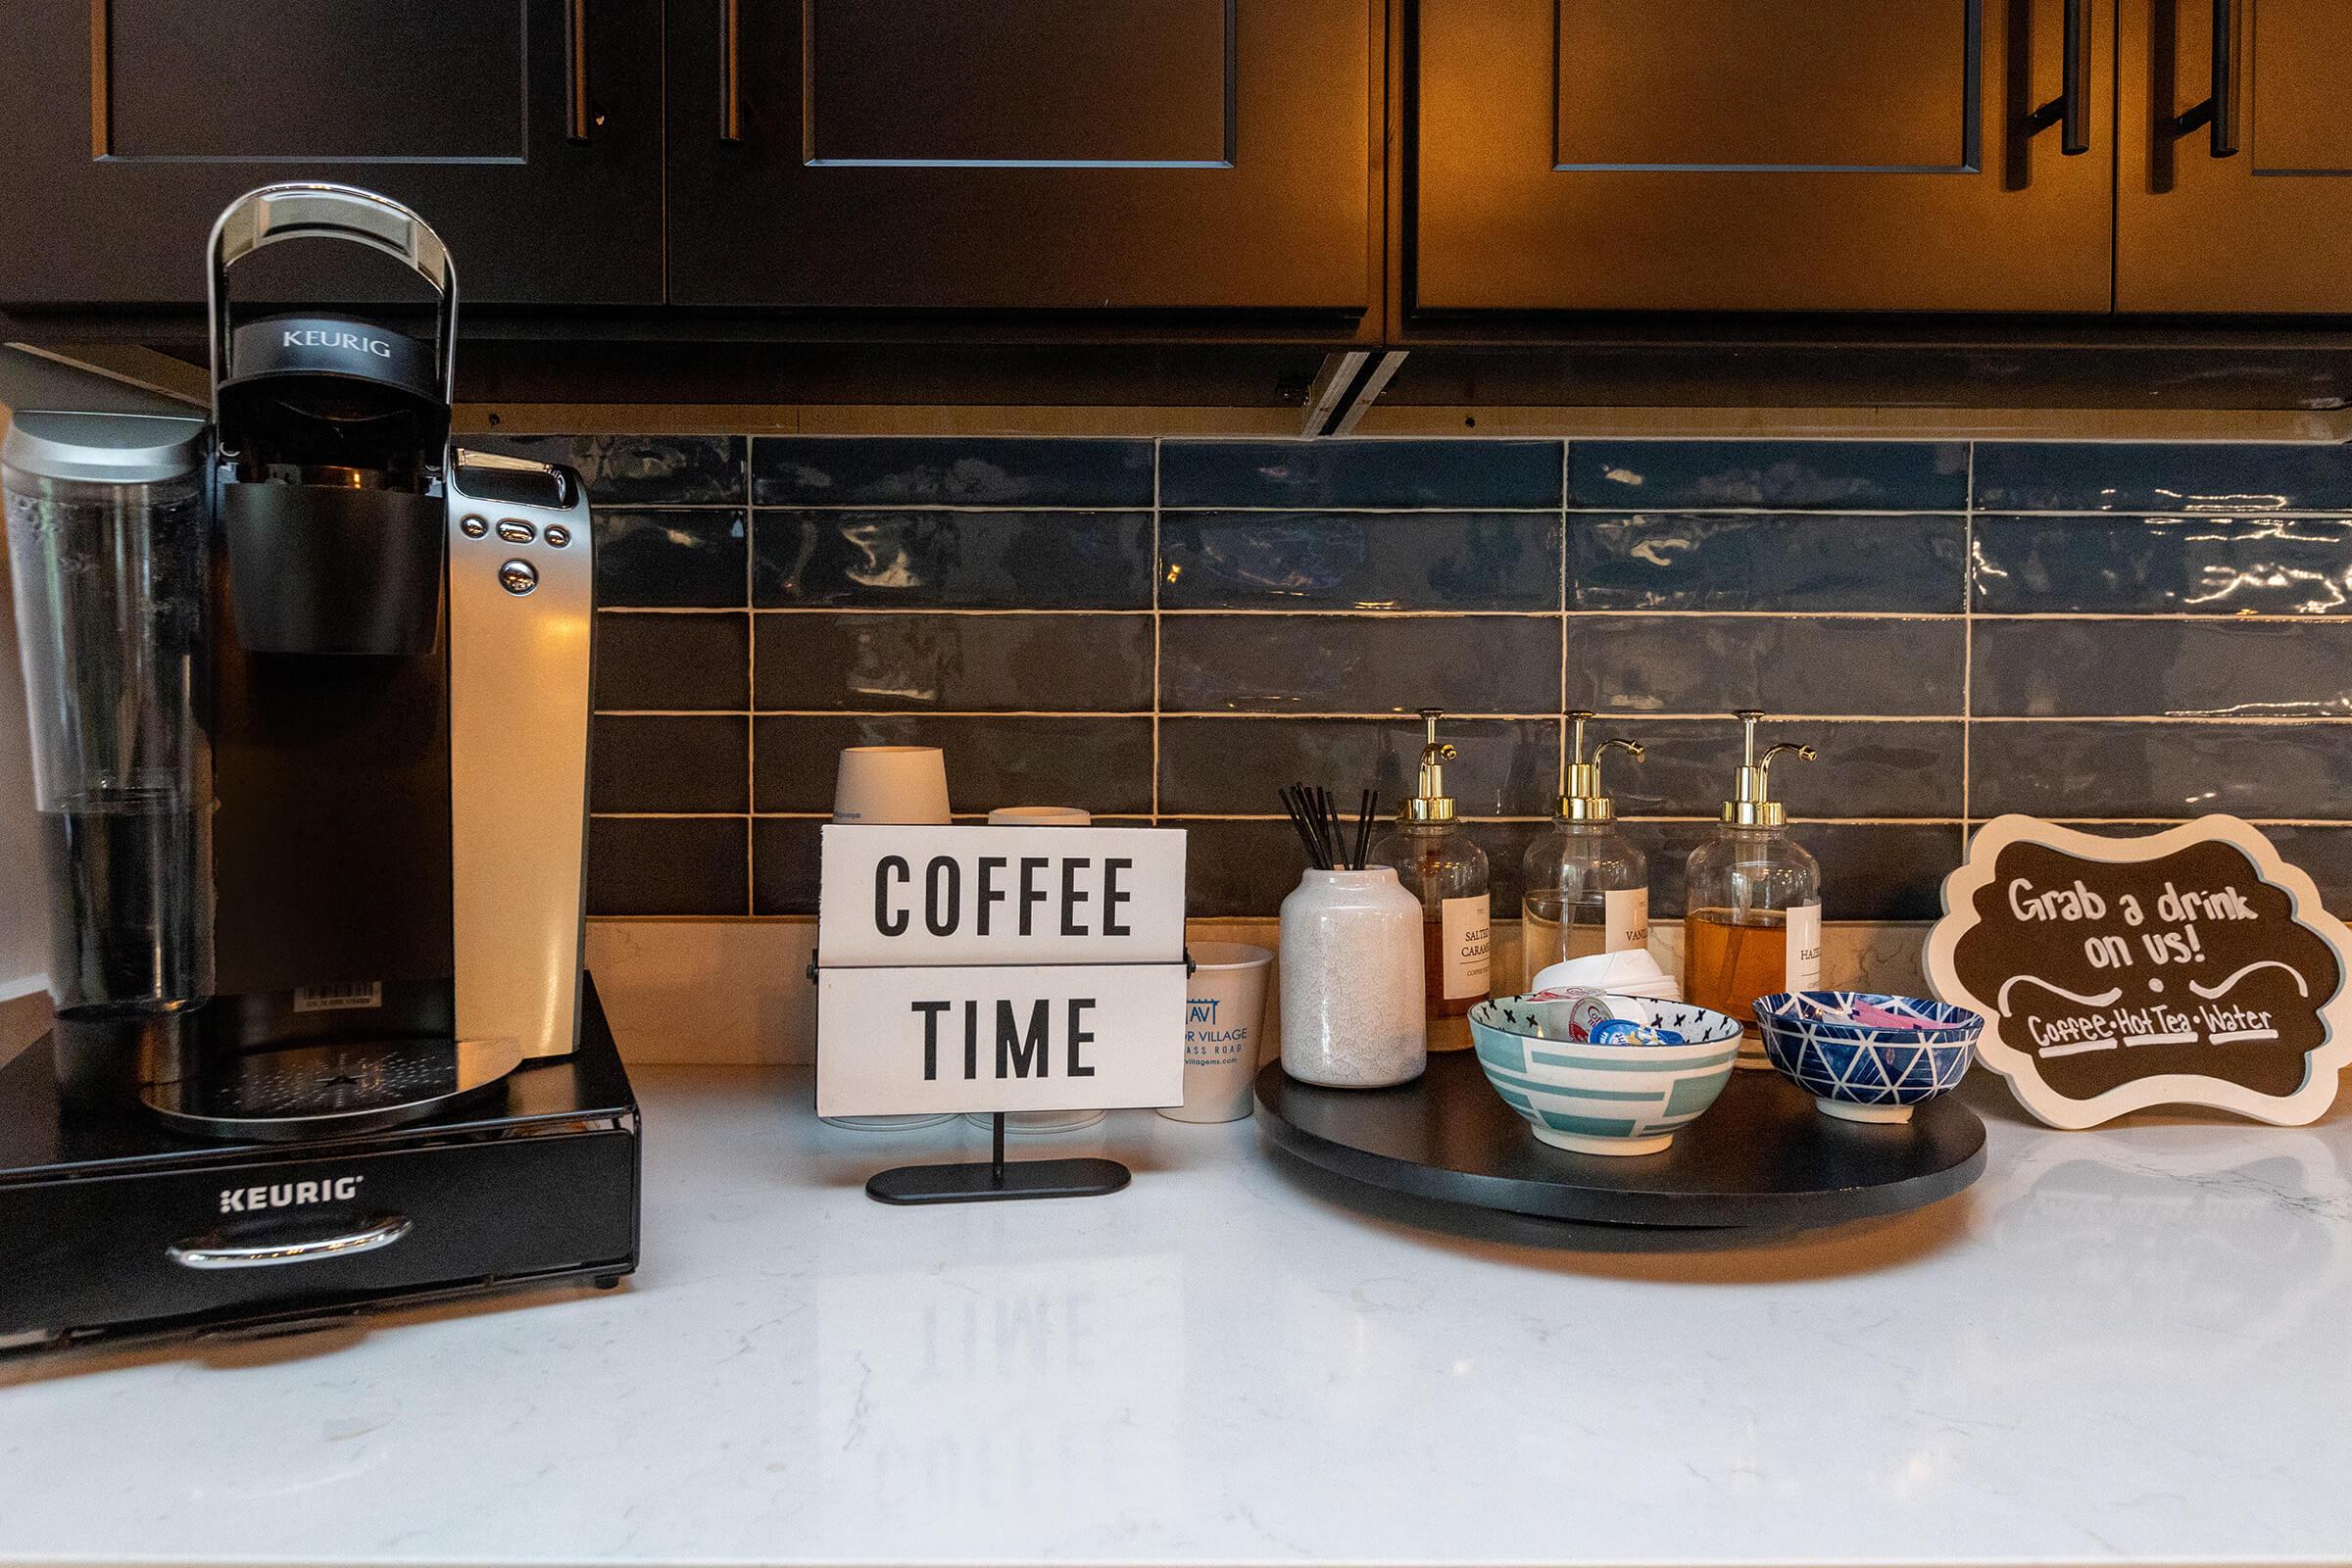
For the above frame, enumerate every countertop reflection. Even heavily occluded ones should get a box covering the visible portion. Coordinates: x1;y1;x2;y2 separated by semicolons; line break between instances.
1;1066;2347;1567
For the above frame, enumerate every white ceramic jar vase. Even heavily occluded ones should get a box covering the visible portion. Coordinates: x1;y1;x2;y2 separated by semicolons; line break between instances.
1279;867;1428;1088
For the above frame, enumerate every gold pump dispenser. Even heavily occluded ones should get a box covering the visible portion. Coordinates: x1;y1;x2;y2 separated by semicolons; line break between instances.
1404;708;1458;823
1720;710;1816;827
1558;711;1642;823
1686;710;1826;1066
1371;708;1490;1048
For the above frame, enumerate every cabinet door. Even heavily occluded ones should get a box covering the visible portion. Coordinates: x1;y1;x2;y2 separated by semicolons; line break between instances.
0;0;662;308
664;0;1374;314
1413;0;2115;314
2119;0;2352;312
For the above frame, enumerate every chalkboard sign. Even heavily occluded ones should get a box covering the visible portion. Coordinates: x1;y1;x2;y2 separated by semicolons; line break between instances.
1925;815;2352;1129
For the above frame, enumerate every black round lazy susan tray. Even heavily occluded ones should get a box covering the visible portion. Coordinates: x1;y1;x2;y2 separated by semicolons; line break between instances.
1254;1053;1985;1230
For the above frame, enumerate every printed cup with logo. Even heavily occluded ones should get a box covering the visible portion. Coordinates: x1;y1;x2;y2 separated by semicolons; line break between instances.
1160;941;1274;1123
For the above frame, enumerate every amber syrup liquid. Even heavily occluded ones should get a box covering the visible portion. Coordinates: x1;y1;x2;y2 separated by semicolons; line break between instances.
1683;907;1789;1048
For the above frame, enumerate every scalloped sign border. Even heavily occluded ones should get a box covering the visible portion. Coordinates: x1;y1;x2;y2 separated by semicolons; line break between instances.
1925;814;2352;1129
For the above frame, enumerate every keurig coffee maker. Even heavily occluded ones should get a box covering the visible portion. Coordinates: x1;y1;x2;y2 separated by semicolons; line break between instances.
0;184;639;1349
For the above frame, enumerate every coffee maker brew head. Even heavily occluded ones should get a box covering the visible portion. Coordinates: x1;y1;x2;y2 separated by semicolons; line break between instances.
208;184;459;657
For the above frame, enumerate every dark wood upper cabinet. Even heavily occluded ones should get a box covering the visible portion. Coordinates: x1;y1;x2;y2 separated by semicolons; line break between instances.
662;0;1378;316
1410;0;2116;314
0;0;662;309
2119;0;2352;313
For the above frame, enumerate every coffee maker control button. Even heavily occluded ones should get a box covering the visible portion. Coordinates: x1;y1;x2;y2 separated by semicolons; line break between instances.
496;519;537;544
499;560;539;596
544;524;571;548
460;514;489;539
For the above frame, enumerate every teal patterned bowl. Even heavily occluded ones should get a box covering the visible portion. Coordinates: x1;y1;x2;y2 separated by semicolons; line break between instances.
1467;994;1744;1157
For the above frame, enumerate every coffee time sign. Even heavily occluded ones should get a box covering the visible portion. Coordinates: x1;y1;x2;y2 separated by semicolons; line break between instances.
1927;815;2352;1128
815;825;1189;1118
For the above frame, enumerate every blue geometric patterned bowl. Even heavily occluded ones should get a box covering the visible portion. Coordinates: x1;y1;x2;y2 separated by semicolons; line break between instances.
1468;994;1745;1157
1751;991;1984;1123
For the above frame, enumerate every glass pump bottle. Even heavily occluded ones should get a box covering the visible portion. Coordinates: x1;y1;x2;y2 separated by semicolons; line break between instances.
1683;711;1823;1066
1371;709;1491;1052
1521;712;1648;989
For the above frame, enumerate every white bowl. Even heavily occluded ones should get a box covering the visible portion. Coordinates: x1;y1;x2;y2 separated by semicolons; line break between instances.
1468;994;1744;1157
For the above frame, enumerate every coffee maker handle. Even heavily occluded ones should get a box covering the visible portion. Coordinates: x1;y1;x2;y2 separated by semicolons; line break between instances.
207;182;460;416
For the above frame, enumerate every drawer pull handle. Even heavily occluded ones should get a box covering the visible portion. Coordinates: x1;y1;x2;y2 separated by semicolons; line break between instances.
168;1216;413;1271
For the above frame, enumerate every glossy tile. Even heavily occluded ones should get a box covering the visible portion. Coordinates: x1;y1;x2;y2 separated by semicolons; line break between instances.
754;612;1152;712
1972;619;2352;717
752;817;825;916
1160;439;1562;510
1562;615;1965;715
1160;513;1561;611
1569;513;1966;612
753;510;1152;609
1158;716;1560;816
1972;721;2352;819
590;714;748;813
2260;824;2352;906
1588;718;1965;818
754;714;1152;815
593;509;748;609
1160;614;1561;714
1972;514;2352;614
468;434;746;505
1569;441;1967;512
593;612;750;711
752;437;1152;508
1973;442;2352;514
587;817;747;916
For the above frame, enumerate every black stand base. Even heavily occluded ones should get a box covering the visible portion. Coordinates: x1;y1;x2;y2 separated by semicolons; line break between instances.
863;1112;1130;1205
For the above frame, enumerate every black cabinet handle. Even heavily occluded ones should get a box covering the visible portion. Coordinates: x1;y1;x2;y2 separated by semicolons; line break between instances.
2175;0;2240;157
2059;0;2090;155
565;0;593;143
2028;0;2092;155
720;0;743;142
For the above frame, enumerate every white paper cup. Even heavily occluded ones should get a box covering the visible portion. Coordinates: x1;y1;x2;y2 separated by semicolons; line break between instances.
833;746;951;825
1159;941;1274;1123
987;805;1092;826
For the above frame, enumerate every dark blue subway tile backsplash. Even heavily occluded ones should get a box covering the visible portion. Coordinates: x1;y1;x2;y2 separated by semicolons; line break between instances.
1161;438;1561;510
1972;442;2352;514
1562;614;1966;716
1971;513;2352;615
1568;513;1966;613
593;510;748;609
1159;613;1562;715
544;432;2352;919
594;612;751;711
753;612;1152;713
752;509;1153;609
1970;619;2352;718
752;436;1152;508
1159;512;1560;611
1568;440;1967;512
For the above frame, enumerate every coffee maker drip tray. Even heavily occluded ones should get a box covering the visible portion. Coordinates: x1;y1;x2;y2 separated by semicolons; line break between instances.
144;1036;525;1143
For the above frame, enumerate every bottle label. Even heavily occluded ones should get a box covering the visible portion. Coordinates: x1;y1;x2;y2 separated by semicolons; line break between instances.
1441;895;1492;1000
1603;888;1650;955
1785;903;1824;993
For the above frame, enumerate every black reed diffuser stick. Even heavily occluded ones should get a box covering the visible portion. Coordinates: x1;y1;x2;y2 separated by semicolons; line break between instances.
1280;782;1381;871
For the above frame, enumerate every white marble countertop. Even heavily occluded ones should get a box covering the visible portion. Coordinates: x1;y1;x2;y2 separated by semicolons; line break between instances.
3;1066;2349;1568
